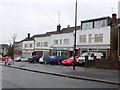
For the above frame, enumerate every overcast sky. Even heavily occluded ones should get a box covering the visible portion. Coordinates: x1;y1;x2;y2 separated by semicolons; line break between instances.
0;0;119;44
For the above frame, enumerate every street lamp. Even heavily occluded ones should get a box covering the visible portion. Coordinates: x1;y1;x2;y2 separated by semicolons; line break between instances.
73;0;77;70
118;24;120;61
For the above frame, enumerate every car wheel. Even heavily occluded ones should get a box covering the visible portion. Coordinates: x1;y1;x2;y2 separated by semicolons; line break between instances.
18;59;21;62
50;63;54;65
57;62;61;65
45;62;47;64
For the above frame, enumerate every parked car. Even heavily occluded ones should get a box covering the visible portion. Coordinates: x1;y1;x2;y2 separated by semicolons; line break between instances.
39;56;50;64
15;57;28;62
62;56;79;65
5;58;13;65
28;56;40;63
2;56;11;61
49;56;67;65
77;52;103;65
0;55;2;60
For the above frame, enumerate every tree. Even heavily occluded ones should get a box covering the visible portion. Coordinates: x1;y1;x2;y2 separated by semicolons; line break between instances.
7;44;13;57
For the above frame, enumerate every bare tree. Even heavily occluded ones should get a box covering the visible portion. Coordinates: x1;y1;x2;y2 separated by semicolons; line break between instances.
12;34;17;65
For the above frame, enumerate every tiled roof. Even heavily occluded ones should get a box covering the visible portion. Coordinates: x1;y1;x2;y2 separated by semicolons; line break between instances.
34;26;80;37
17;26;80;41
59;26;80;34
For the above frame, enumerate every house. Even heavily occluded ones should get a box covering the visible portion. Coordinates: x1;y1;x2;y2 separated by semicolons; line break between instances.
22;33;35;57
76;16;111;58
0;44;9;56
34;24;80;58
50;25;80;57
14;13;119;61
34;34;52;57
14;41;23;58
118;1;120;18
76;13;119;60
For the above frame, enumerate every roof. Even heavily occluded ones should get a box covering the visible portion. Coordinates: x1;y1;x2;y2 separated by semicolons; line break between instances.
17;26;80;42
34;26;80;38
59;26;80;34
81;17;111;23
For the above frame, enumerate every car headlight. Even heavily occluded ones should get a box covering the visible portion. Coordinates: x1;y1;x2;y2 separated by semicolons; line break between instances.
67;61;71;62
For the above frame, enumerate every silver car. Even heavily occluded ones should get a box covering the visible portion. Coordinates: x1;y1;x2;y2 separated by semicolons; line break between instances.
15;57;28;62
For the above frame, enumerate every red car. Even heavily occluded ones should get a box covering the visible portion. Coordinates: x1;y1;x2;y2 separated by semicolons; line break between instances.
2;56;11;61
62;56;79;65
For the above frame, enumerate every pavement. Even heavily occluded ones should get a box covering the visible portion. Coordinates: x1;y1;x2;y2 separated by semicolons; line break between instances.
0;61;120;85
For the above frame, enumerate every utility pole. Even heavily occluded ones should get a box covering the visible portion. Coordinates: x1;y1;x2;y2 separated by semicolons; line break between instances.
73;0;77;70
118;25;120;61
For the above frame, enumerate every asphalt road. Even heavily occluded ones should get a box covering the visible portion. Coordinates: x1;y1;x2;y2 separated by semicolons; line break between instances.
8;62;119;83
1;66;119;89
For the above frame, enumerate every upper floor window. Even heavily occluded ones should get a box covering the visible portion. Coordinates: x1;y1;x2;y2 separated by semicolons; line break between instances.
79;35;86;42
63;39;69;44
94;34;103;42
81;18;109;30
37;42;40;47
40;42;43;47
82;21;93;30
25;44;27;48
44;42;48;47
94;19;107;28
54;40;58;45
30;44;32;47
60;39;62;44
89;34;92;43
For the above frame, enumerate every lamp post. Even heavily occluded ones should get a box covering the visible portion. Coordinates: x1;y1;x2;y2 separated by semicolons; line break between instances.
73;0;77;70
118;25;120;61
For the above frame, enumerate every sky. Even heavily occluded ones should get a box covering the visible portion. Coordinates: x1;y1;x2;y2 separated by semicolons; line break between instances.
0;0;119;45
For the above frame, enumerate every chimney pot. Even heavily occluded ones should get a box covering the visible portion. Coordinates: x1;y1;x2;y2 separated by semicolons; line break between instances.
57;24;61;33
112;13;117;25
28;33;30;38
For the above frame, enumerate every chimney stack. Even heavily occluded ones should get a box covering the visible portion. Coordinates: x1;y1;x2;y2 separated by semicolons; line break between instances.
28;33;30;38
57;24;61;33
112;13;117;25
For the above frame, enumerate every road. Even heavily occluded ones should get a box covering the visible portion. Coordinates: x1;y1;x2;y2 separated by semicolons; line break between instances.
5;62;119;83
1;66;119;89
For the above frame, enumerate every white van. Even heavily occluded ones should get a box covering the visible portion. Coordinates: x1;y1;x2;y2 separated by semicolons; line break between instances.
77;52;103;65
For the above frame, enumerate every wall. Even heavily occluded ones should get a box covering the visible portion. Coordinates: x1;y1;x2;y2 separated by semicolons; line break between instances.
118;1;120;18
22;41;34;50
77;26;110;46
35;36;51;50
51;32;74;48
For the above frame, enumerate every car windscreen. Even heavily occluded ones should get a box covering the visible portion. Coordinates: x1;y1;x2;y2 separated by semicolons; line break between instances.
69;57;78;59
49;56;56;59
81;52;90;57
